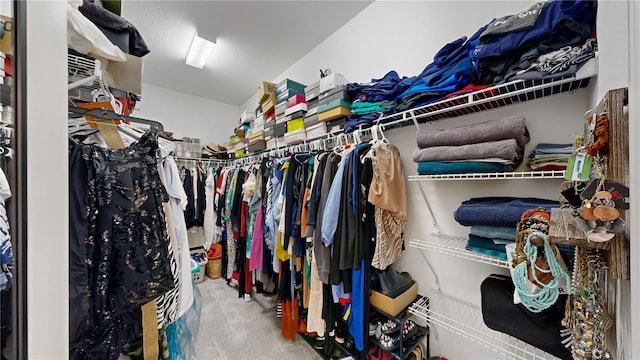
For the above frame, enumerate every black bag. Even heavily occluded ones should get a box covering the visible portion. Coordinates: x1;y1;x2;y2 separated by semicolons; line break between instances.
480;274;572;360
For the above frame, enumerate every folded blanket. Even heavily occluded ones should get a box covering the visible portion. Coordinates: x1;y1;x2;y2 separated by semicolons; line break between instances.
467;234;508;253
417;161;507;175
454;197;560;227
469;225;517;241
413;139;522;163
465;244;508;260
416;116;530;148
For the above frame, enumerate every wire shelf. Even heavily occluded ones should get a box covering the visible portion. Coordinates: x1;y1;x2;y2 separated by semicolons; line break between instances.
409;234;509;268
408;170;566;181
409;293;560;360
68;54;110;103
377;57;596;130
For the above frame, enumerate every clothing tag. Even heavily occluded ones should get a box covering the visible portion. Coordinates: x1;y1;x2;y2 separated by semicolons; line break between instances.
581;179;630;210
566;152;592;182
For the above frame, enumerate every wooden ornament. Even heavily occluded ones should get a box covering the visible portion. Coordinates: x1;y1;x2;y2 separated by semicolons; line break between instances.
595;191;613;199
593;206;620;221
579;207;599;221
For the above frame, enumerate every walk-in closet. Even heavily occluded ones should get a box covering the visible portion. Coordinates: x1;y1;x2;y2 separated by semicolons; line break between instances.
4;0;639;359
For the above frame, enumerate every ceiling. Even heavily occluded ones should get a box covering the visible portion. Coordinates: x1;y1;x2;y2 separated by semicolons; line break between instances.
121;1;373;106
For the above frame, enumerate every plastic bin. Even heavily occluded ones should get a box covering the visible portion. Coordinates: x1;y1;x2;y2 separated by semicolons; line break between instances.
190;247;208;283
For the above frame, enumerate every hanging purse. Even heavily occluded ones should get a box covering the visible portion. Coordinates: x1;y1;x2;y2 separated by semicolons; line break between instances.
481;274;572;360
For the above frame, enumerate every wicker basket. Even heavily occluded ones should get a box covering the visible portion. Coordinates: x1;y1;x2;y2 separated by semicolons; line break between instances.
206;258;222;279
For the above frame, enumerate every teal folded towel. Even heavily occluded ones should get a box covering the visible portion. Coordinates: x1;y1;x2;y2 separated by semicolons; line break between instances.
417;161;507;175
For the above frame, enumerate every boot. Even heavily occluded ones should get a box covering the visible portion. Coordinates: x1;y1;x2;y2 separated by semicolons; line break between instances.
378;267;413;298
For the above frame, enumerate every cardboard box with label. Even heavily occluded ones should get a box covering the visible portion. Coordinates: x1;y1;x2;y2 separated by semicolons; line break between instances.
370;281;418;317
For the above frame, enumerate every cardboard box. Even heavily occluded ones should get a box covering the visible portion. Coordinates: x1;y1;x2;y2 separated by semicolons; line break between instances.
318;106;351;122
284;128;307;144
240;110;256;124
370;281;418;317
319;72;348;94
277;79;306;95
318;85;351;106
304;81;320;101
287;94;306;108
275;101;287;116
1;16;12;55
261;94;276;113
318;99;351;113
105;54;142;95
306;122;327;139
304;113;319;127
258;81;277;103
285;103;307;116
287;118;305;132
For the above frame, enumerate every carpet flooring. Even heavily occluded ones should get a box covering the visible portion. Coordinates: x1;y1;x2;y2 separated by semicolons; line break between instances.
195;278;322;360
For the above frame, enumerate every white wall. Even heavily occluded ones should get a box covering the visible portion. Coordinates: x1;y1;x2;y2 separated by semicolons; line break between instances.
242;1;630;358
27;1;69;358
594;0;629;103
135;83;240;145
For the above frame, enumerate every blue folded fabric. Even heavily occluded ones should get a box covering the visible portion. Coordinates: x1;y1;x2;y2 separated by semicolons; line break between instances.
465;244;507;260
467;234;508;253
417;161;507;175
454;197;560;227
470;225;517;241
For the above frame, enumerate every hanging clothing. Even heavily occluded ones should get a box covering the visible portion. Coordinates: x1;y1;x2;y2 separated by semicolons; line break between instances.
368;144;408;270
0;168;12;291
203;167;217;249
162;157;194;318
69;130;176;360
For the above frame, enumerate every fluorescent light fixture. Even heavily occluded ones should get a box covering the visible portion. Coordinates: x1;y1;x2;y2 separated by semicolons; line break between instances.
186;32;215;69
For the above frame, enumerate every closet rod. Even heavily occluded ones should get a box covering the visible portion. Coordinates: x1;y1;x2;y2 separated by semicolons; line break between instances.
68;106;164;131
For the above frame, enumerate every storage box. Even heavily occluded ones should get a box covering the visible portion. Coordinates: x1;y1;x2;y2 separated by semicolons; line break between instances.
240;110;256;124
275;101;287;116
370;281;418;317
277;79;306;95
264;108;276;122
266;138;277;149
287;118;305;132
274;122;286;137
261;94;276;113
265;127;274;138
307;98;319;110
248;139;266;153
319;72;348;94
229;135;241;145
190;247;209;284
284;128;307;144
318;98;352;113
318;85;351;106
318;106;351;122
306;106;318;117
306;122;327;139
249;130;265;142
304;113;319;127
258;81;277;103
326;117;347;132
277;88;303;104
285;103;308;116
104;53;142;95
304;81;320;101
276;114;287;125
287;94;306;108
287;110;306;120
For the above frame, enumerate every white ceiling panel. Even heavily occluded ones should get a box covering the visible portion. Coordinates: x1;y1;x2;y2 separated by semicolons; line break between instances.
122;1;373;105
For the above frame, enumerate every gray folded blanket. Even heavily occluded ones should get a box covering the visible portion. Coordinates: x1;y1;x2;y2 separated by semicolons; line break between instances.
413;139;523;163
416;115;530;148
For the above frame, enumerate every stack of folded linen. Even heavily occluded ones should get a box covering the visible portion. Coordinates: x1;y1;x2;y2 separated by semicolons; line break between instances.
412;116;530;175
526;143;574;171
454;197;560;259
